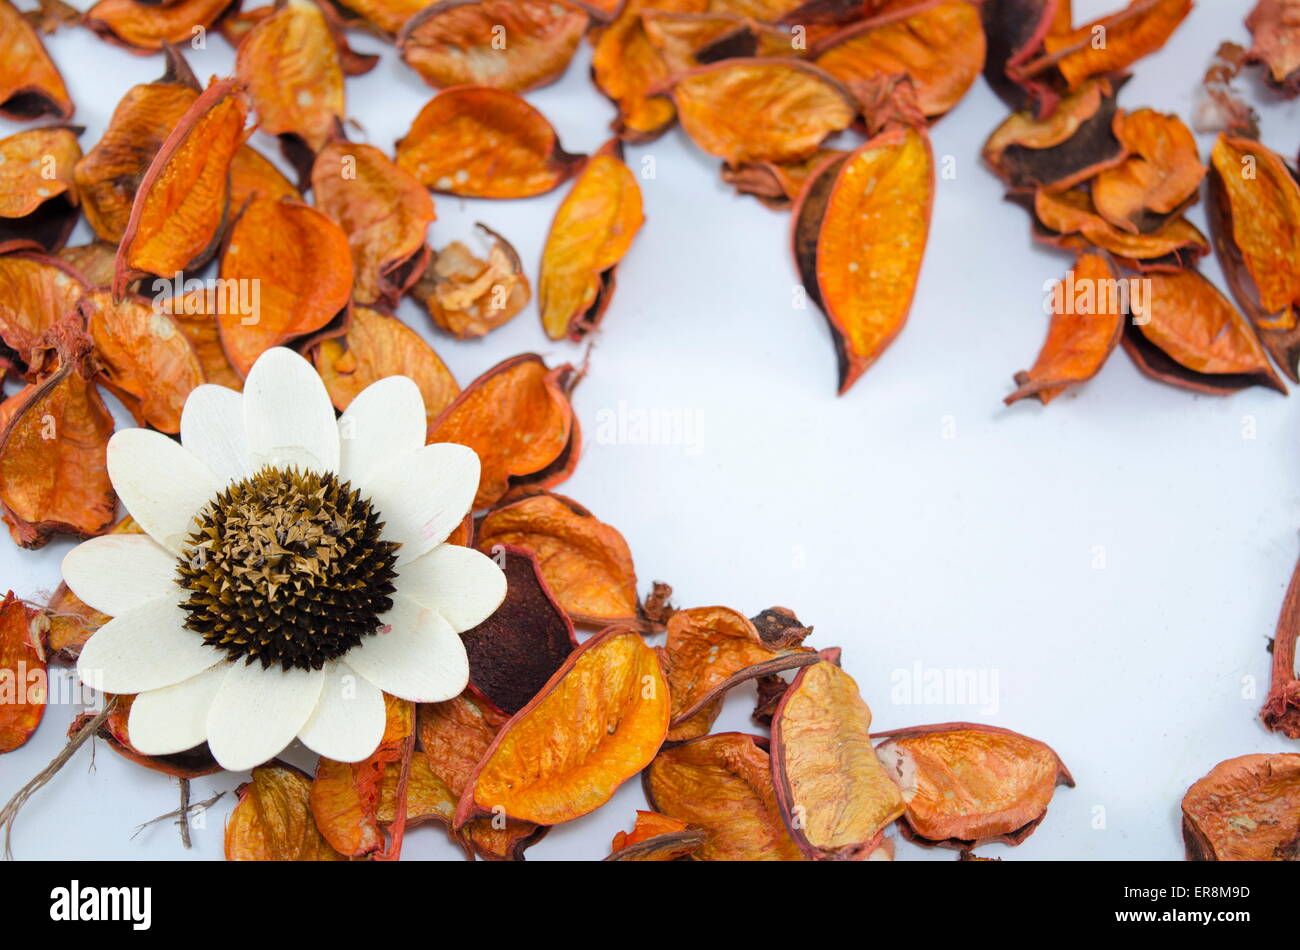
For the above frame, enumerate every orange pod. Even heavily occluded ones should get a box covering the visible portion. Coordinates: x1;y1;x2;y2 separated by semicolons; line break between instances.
606;811;706;861
0;126;82;253
85;0;242;53
1092;109;1204;234
227;761;346;860
791;125;933;393
0;0;73;120
82;692;222;779
0;591;47;754
333;0;428;34
396;86;584;198
0;253;89;376
398;0;588;92
417;224;530;339
538;139;643;341
1040;0;1192;90
1182;753;1300;861
217;196;353;377
1246;0;1300;94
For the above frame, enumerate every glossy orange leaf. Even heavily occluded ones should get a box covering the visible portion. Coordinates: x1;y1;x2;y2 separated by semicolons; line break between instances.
0;591;47;754
227;762;346;860
538;140;643;341
312;305;459;430
395;86;584;199
399;0;588;92
874;722;1074;848
0;0;72;120
218;196;353;377
428;353;580;509
455;628;670;827
417;224;530;339
792;126;933;393
1182;753;1300;860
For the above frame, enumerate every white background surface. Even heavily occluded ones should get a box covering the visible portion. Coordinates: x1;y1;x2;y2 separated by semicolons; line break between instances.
3;0;1299;861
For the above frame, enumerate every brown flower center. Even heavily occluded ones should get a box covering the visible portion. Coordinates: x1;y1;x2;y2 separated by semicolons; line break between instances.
175;467;400;672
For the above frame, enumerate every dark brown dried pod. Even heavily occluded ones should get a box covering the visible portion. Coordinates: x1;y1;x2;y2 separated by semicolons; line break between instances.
460;544;577;716
979;0;1065;116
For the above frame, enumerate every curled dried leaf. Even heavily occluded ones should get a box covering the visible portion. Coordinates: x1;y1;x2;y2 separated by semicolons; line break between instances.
1121;269;1284;396
538;139;644;341
114;78;251;296
218;196;353;377
227;761;346;860
82;289;205;433
672;59;857;166
236;0;345;160
983;78;1126;192
1039;0;1192;91
1006;252;1123;405
0;323;116;548
0;0;72;120
0;126;81;253
312;305;459;430
460;544;576;715
1182;753;1300;860
455;627;670;826
792;125;933;393
1092;109;1204;234
1246;0;1300;94
428;353;580;509
395;86;584;199
1032;187;1208;264
312;138;436;307
660;605;815;742
74;50;200;244
606;810;706;861
86;0;241;53
813;0;985;121
0;591;47;753
417;224;530;339
477;490;639;627
874;722;1074;849
770;657;904;860
399;0;587;92
0;253;88;376
722;149;845;210
644;732;806;861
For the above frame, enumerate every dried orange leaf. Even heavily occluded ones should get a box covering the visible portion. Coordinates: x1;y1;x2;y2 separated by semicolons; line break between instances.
1247;0;1300;93
312;138;436;307
236;0;345;159
399;0;588;92
163;291;245;391
771;656;904;860
1041;0;1191;90
641;9;791;75
0;252;88;375
0;591;47;753
538;139;644;341
661;605;814;742
227;761;346;860
114;78;250;296
456;627;670;826
722;149;845;210
417;224;530;339
56;242;119;288
86;0;241;53
312;305;459;429
74;48;200;244
672;59;856;166
644;732;806;861
230;143;301;209
218;196;353;377
1182;753;1300;860
874;722;1075;849
334;0;428;34
1122;269;1285;396
395;86;584;199
814;0;985;121
0;323;116;548
477;490;638;626
0;126;81;253
460;544;576;715
1092;109;1204;233
792;125;933;393
606;810;705;861
1006;252;1124;405
428;353;580;508
1032;186;1208;265
0;0;72;120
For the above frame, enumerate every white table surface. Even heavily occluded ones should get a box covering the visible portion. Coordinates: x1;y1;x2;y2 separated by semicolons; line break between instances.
3;0;1298;861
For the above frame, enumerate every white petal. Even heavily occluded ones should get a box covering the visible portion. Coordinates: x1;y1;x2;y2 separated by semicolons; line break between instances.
126;664;227;755
362;443;479;564
242;347;340;475
397;544;506;633
205;662;324;772
338;376;426;488
77;599;221;694
180;384;252;487
297;662;386;763
107;429;220;555
61;534;178;616
345;594;468;703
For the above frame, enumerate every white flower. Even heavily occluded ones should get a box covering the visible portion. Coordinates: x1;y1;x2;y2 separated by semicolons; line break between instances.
61;347;505;772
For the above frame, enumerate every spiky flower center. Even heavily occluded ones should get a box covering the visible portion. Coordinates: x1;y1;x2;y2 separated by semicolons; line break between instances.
175;467;400;672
